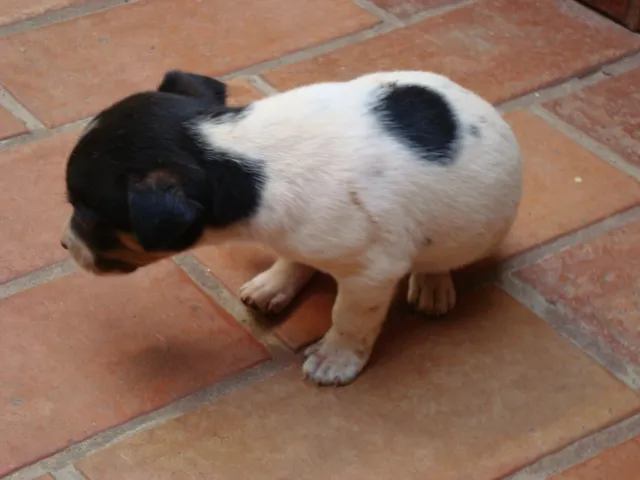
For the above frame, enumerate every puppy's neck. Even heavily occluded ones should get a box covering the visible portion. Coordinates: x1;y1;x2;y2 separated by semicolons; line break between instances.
186;112;268;246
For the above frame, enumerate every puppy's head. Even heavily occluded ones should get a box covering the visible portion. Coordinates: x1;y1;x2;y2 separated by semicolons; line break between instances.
61;70;228;275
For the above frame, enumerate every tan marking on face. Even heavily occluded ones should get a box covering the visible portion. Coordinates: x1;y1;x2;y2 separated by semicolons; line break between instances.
115;232;146;252
107;232;172;266
100;247;166;267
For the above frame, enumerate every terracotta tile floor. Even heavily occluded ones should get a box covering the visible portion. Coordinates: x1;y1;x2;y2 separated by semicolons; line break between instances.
0;0;639;478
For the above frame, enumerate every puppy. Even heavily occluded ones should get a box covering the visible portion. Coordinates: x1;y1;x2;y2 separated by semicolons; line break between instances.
61;70;522;386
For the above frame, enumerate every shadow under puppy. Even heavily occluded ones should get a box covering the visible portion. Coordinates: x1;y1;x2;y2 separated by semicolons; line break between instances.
61;70;523;386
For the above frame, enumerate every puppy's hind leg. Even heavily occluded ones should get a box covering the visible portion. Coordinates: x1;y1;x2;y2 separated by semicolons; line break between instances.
239;258;316;315
407;271;456;316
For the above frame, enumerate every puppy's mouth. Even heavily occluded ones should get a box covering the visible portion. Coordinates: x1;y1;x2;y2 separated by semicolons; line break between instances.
93;257;139;275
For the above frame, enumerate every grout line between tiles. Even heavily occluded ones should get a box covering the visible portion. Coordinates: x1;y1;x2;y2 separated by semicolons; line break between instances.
500;205;640;273
2;48;637;154
50;465;87;480
0;116;90;151
0;130;49;150
222;0;480;82
0;259;76;300
531;105;640;182
218;22;395;81
402;0;477;25
0;25;637;153
351;0;404;27
174;253;296;362
459;206;640;293
499;272;640;390
496;49;640;112
496;52;640;115
0;86;46;131
53;117;92;134
1;360;291;480
246;75;280;96
0;0;139;37
504;413;640;479
593;50;640;75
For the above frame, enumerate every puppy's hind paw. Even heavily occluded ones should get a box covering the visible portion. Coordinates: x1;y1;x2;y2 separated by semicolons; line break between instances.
407;272;456;316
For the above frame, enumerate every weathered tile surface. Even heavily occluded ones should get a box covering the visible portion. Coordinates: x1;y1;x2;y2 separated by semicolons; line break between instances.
78;286;640;480
0;0;378;126
370;0;459;18
516;219;640;366
0;105;26;140
0;0;84;26
0;262;268;475
0;130;77;283
265;0;640;104
544;67;640;168
551;436;640;479
498;111;640;258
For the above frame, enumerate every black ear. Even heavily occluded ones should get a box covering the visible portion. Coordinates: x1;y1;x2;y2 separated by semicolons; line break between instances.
128;172;204;251
158;70;227;105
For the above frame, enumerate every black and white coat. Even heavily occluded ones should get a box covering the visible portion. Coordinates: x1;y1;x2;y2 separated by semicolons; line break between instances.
62;70;522;386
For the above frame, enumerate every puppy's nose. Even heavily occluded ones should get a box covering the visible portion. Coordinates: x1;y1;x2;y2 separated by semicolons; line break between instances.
61;239;69;250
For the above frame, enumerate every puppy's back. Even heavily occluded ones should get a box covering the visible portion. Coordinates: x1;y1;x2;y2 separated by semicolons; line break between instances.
196;72;521;263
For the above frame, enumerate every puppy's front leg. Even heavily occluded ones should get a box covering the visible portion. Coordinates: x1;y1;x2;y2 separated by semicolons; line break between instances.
240;258;315;314
303;274;399;386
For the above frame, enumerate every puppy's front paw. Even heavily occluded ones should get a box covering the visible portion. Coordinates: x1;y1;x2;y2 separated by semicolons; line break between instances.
302;338;369;386
239;261;314;315
408;272;456;316
239;273;296;315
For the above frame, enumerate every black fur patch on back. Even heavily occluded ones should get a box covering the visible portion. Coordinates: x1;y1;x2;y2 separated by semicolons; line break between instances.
373;84;459;165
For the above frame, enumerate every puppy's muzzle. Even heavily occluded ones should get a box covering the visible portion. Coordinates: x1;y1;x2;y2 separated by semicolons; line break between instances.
60;223;138;275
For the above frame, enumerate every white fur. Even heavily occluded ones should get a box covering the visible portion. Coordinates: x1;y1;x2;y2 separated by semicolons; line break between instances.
197;71;522;385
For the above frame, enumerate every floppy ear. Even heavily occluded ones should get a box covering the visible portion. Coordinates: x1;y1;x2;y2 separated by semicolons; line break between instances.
158;70;227;105
128;172;203;251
